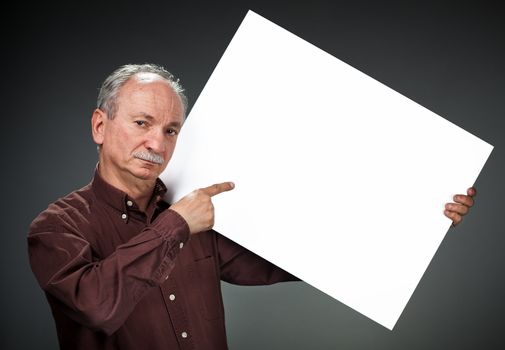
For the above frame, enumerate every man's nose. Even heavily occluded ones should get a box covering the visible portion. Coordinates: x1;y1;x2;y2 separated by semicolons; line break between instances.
145;128;166;154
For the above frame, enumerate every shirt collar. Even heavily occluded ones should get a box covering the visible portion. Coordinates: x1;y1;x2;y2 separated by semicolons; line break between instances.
91;165;168;213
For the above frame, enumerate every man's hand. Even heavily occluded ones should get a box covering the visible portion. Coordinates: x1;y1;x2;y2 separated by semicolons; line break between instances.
170;182;235;234
445;187;476;227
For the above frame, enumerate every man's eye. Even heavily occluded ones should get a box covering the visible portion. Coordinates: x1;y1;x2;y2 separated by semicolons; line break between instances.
135;120;146;126
167;128;178;136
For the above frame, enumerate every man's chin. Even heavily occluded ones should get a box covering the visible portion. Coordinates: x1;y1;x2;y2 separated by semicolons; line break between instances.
131;168;161;181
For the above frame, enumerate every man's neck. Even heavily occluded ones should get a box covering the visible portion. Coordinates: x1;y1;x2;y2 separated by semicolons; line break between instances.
97;162;155;212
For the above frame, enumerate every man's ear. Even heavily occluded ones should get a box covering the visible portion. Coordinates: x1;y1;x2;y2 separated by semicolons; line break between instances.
91;108;107;146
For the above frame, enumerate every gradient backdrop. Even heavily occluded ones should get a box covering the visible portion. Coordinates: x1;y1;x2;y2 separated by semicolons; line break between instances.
2;1;504;349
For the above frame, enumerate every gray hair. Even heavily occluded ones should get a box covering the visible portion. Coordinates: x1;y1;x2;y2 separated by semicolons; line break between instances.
97;63;188;119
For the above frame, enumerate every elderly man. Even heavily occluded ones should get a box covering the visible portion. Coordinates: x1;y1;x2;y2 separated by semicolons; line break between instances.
28;64;476;350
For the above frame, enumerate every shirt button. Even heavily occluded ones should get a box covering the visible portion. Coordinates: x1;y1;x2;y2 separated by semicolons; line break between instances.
126;200;133;207
179;242;184;249
181;331;188;339
121;213;127;220
169;294;175;301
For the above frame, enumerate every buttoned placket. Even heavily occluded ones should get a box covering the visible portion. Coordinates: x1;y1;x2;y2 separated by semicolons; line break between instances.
122;197;143;224
121;198;133;223
122;194;193;348
161;275;194;349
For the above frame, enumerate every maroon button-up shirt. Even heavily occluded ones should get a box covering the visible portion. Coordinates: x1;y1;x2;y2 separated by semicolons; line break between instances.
28;170;297;349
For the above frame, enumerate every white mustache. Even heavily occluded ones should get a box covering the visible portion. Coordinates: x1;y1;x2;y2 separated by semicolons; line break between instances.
133;151;164;165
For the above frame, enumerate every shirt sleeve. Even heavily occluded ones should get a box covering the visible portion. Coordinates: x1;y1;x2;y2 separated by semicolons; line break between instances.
27;208;190;336
217;233;300;285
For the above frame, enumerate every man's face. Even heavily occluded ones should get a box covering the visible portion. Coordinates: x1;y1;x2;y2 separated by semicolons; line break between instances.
98;73;185;183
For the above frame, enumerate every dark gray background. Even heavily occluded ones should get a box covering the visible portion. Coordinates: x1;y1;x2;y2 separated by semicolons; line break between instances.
2;0;504;349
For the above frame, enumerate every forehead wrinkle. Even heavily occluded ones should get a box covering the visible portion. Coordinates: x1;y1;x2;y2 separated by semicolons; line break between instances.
119;79;184;124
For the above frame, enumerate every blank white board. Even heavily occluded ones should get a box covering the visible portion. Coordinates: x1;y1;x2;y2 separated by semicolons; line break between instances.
161;10;493;329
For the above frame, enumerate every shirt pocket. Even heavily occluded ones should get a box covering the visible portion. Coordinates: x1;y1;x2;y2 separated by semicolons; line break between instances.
187;255;223;320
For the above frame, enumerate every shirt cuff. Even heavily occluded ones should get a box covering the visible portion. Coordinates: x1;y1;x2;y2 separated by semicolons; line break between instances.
150;209;191;285
151;209;190;252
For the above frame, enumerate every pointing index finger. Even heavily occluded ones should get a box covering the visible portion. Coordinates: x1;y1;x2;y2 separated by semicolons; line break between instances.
201;182;235;197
